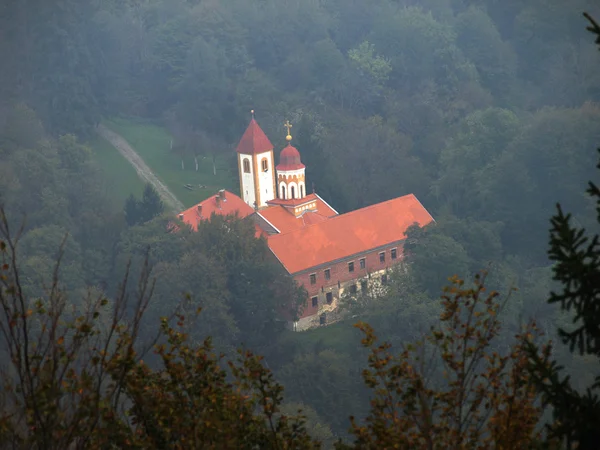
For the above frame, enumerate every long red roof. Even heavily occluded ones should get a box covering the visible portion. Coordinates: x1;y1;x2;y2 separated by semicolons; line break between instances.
266;194;434;274
236;118;273;155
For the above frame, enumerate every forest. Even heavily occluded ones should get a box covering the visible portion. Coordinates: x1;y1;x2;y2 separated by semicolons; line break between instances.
1;0;600;447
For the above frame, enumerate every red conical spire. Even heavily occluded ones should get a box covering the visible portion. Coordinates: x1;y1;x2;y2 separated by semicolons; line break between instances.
236;111;274;154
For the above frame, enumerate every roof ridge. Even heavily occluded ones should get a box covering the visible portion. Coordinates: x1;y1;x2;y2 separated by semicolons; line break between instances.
269;193;421;237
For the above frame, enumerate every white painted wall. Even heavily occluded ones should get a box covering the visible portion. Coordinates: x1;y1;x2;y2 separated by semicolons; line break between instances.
279;182;288;199
287;181;298;199
299;182;305;198
257;150;275;207
239;154;256;207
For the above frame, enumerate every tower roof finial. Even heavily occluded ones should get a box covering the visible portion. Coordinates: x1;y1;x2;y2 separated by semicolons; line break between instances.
250;109;255;120
284;119;293;143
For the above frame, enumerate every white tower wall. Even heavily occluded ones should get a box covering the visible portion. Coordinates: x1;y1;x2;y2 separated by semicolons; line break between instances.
239;154;256;207
257;150;275;207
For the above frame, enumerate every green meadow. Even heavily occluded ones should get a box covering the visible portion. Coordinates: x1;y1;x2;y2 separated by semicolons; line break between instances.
101;117;238;208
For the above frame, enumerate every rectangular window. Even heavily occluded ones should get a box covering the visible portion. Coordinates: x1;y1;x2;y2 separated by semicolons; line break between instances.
348;261;355;273
361;279;368;291
391;248;397;260
326;292;333;304
310;273;316;285
311;296;318;307
359;258;366;269
324;269;331;280
350;284;357;294
379;252;385;263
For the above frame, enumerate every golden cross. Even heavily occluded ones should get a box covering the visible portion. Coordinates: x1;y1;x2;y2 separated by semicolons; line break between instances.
284;120;292;136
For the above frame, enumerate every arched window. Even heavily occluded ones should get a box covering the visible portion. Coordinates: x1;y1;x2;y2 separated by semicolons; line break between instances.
243;159;250;173
291;186;296;199
300;185;304;198
281;185;287;199
261;158;268;172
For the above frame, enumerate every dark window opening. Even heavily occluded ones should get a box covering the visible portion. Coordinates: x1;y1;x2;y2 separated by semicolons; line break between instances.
350;284;357;294
320;313;326;325
359;258;366;269
311;296;318;307
281;185;287;199
261;159;268;172
391;248;397;260
291;186;296;199
300;185;304;197
379;252;385;263
310;273;316;285
326;292;333;304
348;261;355;273
324;269;331;280
243;159;251;173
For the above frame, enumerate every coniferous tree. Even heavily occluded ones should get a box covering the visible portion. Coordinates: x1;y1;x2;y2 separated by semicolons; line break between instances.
140;183;164;223
526;14;600;449
124;193;141;226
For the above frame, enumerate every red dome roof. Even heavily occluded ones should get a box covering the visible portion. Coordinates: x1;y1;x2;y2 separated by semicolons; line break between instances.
276;144;305;171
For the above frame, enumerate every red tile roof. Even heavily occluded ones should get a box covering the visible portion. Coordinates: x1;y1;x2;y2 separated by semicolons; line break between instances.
236;118;274;155
260;194;338;234
266;194;434;274
179;190;255;231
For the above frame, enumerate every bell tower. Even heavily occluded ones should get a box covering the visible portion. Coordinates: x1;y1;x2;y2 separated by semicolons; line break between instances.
276;120;306;201
236;110;277;208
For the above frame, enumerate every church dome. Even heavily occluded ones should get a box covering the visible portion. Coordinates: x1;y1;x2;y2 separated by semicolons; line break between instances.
277;144;305;171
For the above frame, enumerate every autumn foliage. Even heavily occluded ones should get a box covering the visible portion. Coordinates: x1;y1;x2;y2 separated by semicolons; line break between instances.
341;275;553;450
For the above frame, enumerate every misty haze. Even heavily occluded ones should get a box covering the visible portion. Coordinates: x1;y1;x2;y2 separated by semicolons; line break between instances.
1;0;600;448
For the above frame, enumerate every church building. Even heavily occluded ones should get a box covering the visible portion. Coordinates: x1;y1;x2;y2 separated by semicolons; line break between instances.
177;112;434;330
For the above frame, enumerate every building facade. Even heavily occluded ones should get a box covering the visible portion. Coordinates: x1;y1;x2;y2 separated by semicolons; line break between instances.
178;113;434;330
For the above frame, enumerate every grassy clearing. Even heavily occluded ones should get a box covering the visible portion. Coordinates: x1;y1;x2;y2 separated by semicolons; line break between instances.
103;117;238;208
88;134;145;207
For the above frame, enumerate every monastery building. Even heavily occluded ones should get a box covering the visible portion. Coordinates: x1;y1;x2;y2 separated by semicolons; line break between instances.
177;112;434;330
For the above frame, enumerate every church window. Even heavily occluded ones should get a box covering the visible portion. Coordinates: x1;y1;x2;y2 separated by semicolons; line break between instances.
379;252;385;263
359;258;366;269
326;292;333;304
300;185;304;197
243;159;251;173
261;158;268;172
350;284;357;294
310;273;316;285
348;261;354;273
291;186;296;199
324;269;330;280
281;185;287;199
391;248;397;260
311;296;318;307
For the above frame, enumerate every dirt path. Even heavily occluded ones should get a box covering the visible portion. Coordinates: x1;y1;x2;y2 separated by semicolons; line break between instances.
96;124;185;213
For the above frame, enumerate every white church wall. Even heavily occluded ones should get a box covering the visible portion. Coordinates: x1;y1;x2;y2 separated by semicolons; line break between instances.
239;154;256;207
279;181;288;200
287;181;299;199
257;150;275;207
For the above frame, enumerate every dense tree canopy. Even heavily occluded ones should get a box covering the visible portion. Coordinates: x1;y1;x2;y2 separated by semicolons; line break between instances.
1;0;600;444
